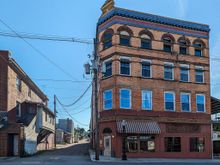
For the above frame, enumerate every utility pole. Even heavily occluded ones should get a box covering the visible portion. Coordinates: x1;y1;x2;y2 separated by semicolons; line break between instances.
54;94;57;149
93;38;100;160
84;36;99;161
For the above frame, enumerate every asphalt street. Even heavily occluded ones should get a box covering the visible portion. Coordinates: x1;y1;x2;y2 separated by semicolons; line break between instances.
0;140;220;165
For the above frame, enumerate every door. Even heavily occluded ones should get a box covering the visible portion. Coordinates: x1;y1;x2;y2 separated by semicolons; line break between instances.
13;135;19;156
8;134;19;156
104;135;111;157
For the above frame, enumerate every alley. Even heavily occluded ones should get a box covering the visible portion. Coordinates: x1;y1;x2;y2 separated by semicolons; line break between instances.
39;140;89;156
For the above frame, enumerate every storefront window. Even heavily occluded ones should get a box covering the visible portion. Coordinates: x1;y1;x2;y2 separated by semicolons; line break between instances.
140;136;155;152
126;136;138;152
165;137;181;152
190;137;205;152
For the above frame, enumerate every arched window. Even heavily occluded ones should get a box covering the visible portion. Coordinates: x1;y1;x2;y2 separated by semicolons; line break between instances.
162;34;175;53
139;30;153;49
140;34;151;49
178;37;190;55
119;31;130;46
102;29;113;50
118;26;133;46
193;40;205;57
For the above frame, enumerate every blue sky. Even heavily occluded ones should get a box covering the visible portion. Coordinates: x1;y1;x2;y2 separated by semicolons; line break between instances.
0;0;219;129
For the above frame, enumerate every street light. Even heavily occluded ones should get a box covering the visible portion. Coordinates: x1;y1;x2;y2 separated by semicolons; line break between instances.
122;120;127;160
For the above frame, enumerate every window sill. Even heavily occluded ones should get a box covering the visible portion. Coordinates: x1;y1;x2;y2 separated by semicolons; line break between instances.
102;75;113;80
119;74;131;77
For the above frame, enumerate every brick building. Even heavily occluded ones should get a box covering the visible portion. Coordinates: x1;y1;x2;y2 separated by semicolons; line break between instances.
0;50;55;156
91;0;212;159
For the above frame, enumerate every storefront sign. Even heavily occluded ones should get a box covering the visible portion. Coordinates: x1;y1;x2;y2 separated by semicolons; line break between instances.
166;124;200;133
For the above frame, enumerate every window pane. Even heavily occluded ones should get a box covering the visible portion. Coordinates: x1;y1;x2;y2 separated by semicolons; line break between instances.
181;94;190;112
126;136;138;152
140;136;155;152
165;137;181;152
196;95;205;112
141;39;151;49
120;61;130;75
195;49;202;56
142;63;151;78
190;137;205;152
165;93;174;111
142;91;152;110
104;61;112;77
180;47;187;54
120;89;131;109
164;66;173;80
180;68;189;82
120;36;130;46
164;44;172;52
104;90;112;110
195;70;204;83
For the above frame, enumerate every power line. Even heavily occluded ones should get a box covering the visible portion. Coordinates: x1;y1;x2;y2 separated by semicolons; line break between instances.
57;82;92;107
33;78;91;83
0;18;78;81
56;96;89;126
0;30;93;44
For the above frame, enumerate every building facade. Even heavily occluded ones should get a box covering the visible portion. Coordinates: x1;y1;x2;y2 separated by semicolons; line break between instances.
0;50;55;156
57;118;74;143
91;0;212;159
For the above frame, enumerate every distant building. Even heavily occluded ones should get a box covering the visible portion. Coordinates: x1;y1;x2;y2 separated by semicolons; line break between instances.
0;51;55;157
91;0;211;159
57;118;74;143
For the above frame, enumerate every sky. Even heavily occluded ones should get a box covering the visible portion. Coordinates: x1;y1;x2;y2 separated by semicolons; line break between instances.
0;0;219;129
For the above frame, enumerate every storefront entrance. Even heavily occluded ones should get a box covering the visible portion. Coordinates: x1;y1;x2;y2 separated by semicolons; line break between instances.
104;135;111;156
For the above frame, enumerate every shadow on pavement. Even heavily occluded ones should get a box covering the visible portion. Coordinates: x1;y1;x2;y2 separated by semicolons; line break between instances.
39;142;90;156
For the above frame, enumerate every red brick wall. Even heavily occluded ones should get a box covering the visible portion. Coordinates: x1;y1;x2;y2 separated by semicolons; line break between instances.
0;51;9;112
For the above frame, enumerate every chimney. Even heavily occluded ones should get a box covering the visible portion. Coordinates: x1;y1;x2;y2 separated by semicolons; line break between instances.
101;0;115;16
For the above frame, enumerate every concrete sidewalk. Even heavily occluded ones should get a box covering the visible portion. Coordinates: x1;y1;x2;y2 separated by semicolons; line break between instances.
89;150;220;163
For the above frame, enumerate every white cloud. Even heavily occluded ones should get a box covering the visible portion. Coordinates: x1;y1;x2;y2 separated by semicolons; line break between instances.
177;0;188;19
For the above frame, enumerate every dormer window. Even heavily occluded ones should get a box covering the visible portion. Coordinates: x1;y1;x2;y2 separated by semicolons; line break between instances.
119;31;130;46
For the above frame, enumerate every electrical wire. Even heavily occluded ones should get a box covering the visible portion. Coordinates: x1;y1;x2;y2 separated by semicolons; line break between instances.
56;97;89;126
0;30;93;44
57;82;92;107
0;18;79;81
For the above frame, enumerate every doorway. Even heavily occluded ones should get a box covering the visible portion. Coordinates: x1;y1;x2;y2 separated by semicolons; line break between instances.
8;134;19;156
104;135;111;157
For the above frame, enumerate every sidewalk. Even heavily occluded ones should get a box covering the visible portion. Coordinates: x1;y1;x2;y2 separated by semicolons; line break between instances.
89;150;220;163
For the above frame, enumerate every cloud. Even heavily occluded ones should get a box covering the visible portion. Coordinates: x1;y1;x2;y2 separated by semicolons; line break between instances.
177;0;188;19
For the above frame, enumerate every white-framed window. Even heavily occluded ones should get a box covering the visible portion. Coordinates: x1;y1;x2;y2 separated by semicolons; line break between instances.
142;60;152;78
196;94;206;112
120;88;131;109
103;90;113;110
180;64;190;82
16;101;21;117
120;57;131;76
195;66;204;83
164;63;174;80
103;59;112;77
142;90;152;110
164;92;175;111
180;93;191;112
